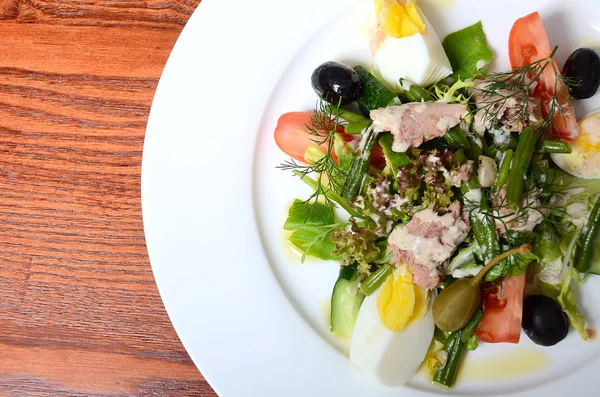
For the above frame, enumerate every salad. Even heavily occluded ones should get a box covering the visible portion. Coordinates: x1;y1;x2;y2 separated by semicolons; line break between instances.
273;0;600;389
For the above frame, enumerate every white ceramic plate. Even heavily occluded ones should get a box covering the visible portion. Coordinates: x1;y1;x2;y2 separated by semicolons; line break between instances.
142;0;600;395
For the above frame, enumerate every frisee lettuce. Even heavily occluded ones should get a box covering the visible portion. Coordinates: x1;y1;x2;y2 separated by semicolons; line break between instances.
331;220;381;274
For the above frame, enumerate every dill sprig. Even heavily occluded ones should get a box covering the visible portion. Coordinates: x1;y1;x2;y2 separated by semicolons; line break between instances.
278;100;347;220
475;46;576;135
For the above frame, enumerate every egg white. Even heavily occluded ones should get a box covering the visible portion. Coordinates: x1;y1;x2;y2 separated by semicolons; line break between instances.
349;285;434;387
373;7;452;89
552;112;600;179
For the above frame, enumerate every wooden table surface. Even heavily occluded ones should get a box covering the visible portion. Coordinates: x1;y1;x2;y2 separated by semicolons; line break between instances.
0;0;217;395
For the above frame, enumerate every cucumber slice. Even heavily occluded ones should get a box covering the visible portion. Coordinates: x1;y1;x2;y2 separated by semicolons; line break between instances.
330;263;365;337
354;66;399;116
399;78;433;103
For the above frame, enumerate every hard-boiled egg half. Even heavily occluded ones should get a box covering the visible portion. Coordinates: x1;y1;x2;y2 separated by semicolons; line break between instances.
552;112;600;178
370;0;452;89
350;266;434;387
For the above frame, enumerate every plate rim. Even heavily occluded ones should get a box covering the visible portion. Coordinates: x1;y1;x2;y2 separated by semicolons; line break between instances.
141;0;599;396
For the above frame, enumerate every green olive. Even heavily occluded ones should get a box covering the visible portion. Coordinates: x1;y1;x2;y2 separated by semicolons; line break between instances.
433;244;532;332
433;278;481;332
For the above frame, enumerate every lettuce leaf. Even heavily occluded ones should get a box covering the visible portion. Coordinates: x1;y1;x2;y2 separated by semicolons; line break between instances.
548;168;600;205
540;275;588;340
284;199;335;230
442;21;493;80
536;227;589;340
484;251;538;282
379;133;411;177
288;225;341;262
465;334;479;351
534;229;563;264
284;200;342;262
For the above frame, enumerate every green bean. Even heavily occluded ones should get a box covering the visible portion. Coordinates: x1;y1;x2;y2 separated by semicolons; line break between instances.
292;170;364;220
454;149;467;166
434;327;449;344
465;136;483;162
462;179;500;262
444;126;471;150
324;105;373;134
536;139;572;154
342;128;379;199
433;311;482;387
482;139;498;159
460;310;483;342
326;106;369;124
507;127;538;210
360;264;393;296
508;135;519;150
493;149;514;191
344;119;373;135
471;209;500;263
400;79;433;102
433;331;463;387
495;134;519;151
575;198;600;273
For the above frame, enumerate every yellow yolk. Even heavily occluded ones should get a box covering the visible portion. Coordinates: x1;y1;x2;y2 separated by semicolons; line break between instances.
576;130;600;152
410;282;429;321
375;0;426;38
377;268;429;332
552;112;600;179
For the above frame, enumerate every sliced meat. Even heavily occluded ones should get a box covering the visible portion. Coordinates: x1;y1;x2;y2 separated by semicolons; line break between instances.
471;80;541;135
492;186;544;235
405;217;447;238
388;201;470;289
449;160;474;187
389;245;443;289
370;103;468;152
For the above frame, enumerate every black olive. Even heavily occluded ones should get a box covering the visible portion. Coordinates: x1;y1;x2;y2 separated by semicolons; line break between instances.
562;48;600;100
522;295;569;346
311;61;362;105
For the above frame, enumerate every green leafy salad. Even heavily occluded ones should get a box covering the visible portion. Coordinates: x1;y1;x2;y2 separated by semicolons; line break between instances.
273;3;600;389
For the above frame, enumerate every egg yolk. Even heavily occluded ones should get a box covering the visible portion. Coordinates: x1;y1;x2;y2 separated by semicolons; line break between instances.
574;114;600;151
576;133;600;152
374;0;426;38
377;269;429;332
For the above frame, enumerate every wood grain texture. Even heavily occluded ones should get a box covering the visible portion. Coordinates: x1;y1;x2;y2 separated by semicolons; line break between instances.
0;1;218;396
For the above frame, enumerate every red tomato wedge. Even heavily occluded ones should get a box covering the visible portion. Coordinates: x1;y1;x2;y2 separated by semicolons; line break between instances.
508;12;579;140
475;272;526;344
274;111;385;166
274;112;344;163
371;144;385;166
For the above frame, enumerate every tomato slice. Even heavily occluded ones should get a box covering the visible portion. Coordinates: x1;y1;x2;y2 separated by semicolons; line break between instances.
508;12;579;140
274;111;385;166
371;143;385;167
475;273;526;344
274;112;339;163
